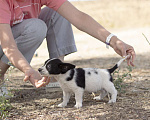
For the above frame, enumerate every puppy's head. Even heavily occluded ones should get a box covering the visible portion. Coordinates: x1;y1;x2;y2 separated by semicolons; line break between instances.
38;58;76;76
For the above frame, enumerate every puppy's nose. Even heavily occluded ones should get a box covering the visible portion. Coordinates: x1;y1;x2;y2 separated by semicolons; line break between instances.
38;68;42;72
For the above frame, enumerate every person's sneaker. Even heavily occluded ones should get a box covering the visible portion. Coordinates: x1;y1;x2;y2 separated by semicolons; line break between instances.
46;82;60;88
46;77;60;88
0;83;11;99
46;82;61;93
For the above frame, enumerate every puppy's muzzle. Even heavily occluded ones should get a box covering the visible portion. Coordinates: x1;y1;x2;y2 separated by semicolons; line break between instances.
38;68;43;73
38;68;45;75
38;67;48;76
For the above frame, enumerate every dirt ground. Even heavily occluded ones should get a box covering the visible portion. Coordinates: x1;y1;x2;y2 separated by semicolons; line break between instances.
6;54;150;120
4;0;150;120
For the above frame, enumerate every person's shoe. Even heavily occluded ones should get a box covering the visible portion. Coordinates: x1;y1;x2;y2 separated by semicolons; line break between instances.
0;83;11;99
46;82;61;93
46;82;60;88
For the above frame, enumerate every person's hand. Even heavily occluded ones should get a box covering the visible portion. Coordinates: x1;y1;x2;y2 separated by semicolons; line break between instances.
110;39;136;66
23;69;50;88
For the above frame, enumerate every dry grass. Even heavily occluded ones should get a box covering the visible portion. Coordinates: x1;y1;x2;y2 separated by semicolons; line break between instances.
71;0;150;29
6;54;150;120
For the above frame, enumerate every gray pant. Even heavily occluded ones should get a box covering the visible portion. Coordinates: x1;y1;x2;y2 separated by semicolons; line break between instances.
0;7;77;65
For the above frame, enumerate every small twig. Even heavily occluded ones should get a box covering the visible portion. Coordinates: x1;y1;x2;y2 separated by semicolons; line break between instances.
107;92;111;100
92;92;95;97
142;33;150;46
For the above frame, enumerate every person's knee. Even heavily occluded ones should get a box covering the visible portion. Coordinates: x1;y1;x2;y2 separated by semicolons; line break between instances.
24;18;47;42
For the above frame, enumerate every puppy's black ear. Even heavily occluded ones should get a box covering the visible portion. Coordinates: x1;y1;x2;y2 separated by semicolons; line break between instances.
58;63;75;73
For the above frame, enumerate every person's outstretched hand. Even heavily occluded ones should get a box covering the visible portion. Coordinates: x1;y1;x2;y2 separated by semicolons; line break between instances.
23;69;50;88
111;39;136;66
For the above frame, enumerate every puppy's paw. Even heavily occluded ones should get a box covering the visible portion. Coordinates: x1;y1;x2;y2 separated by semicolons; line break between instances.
108;99;116;103
93;96;101;100
58;103;67;107
74;103;82;108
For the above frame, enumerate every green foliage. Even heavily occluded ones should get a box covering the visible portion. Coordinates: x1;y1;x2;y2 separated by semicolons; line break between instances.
113;66;132;93
0;95;12;119
0;66;14;119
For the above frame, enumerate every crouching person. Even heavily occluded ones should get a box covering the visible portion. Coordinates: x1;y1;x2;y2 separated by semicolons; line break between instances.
0;0;135;98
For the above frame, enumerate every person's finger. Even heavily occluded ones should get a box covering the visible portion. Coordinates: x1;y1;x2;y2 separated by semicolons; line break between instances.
127;59;130;66
127;49;136;66
35;82;44;88
130;61;134;67
23;75;30;82
37;79;46;84
39;77;51;86
44;77;51;85
126;53;131;66
131;51;136;64
40;77;48;82
35;77;49;88
36;84;44;88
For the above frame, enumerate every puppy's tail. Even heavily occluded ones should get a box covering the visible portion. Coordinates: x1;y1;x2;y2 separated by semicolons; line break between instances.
108;55;129;74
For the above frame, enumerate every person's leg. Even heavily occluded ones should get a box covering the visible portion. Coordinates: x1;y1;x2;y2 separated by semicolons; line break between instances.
0;44;10;97
0;61;10;85
39;7;77;59
0;18;47;96
1;18;47;65
39;7;77;85
0;44;10;85
0;61;10;97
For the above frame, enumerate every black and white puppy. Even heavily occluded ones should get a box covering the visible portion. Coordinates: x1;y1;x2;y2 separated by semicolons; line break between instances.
38;56;129;108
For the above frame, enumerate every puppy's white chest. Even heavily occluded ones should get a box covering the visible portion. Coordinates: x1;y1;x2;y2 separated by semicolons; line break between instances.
55;75;76;92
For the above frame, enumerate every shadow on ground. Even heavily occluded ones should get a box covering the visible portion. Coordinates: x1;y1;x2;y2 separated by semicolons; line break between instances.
6;53;150;120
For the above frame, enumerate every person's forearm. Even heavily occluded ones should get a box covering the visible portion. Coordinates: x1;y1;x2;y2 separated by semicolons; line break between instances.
58;1;136;66
0;24;32;73
4;47;32;73
72;11;119;47
58;1;120;48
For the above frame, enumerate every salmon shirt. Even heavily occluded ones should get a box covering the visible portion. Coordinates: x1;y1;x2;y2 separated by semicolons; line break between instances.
0;0;66;26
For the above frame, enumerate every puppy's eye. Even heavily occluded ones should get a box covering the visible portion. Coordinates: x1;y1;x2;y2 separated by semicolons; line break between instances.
47;64;51;69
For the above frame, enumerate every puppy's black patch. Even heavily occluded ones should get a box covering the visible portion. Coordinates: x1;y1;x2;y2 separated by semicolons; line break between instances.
108;64;118;74
110;75;113;82
59;63;75;74
45;58;75;75
46;59;62;74
44;59;51;65
94;70;98;74
75;68;85;89
88;72;91;75
66;69;75;81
